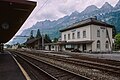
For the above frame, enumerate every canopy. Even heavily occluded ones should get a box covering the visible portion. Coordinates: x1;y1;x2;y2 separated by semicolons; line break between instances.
0;0;36;43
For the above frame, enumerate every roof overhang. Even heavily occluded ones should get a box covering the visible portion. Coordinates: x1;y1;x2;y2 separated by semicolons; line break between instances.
45;40;94;45
0;0;36;43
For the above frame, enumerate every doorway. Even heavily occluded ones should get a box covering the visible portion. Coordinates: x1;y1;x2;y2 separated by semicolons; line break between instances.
82;44;86;51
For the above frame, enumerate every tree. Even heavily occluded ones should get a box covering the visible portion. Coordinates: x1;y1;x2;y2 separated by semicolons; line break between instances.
29;30;34;39
5;44;12;48
36;29;42;38
115;33;120;50
112;26;116;38
53;38;58;43
44;34;51;43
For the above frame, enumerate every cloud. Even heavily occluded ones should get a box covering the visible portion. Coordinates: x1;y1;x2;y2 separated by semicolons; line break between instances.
30;0;119;21
35;12;58;20
17;0;119;35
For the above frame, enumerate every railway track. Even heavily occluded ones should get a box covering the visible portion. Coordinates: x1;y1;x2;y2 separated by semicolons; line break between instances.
40;52;120;74
11;51;90;80
19;49;120;75
27;50;120;74
9;50;120;79
57;57;120;74
12;53;57;80
48;51;120;67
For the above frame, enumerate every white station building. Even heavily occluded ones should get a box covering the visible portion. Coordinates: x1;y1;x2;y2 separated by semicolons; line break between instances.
45;18;114;52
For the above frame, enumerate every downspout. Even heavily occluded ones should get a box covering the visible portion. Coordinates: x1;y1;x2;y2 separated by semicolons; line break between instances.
90;25;92;52
106;28;112;53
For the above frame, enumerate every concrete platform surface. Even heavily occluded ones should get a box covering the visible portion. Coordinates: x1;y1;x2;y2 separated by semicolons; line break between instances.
80;53;120;61
0;52;26;80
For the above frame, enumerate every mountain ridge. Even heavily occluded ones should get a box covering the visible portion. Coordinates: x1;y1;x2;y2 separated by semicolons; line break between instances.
81;5;98;14
115;0;120;8
10;1;120;44
100;2;113;11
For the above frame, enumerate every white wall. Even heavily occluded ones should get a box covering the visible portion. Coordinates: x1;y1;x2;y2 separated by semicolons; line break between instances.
61;25;91;42
60;24;113;52
91;25;112;52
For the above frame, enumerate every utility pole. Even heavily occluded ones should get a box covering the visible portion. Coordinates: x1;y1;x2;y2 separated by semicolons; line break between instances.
41;23;44;50
42;34;44;50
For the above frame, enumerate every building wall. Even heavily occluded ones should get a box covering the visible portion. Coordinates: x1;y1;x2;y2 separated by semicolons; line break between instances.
91;25;112;52
61;25;91;42
61;24;112;52
47;45;60;51
45;45;49;50
87;43;92;51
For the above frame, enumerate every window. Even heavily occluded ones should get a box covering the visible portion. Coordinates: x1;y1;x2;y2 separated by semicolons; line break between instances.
52;46;54;48
97;30;100;37
102;29;104;32
97;40;100;49
68;34;70;40
83;30;86;38
77;31;80;39
64;34;66;41
72;33;75;39
106;41;109;49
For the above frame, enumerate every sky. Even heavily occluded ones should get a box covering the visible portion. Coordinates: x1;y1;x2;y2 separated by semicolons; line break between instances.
9;0;119;43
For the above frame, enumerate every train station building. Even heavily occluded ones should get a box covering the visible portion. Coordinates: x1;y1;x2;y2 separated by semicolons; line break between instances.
45;18;114;52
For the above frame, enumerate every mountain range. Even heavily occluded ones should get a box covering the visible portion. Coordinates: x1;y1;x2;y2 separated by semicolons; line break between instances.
10;0;120;44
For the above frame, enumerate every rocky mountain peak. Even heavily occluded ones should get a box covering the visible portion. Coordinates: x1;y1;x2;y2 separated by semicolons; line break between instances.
81;5;98;14
70;11;79;16
115;0;120;8
101;2;113;10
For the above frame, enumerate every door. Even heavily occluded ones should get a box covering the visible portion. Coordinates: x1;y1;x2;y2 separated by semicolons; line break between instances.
82;44;86;51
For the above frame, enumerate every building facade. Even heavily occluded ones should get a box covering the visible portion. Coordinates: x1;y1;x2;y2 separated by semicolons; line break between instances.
45;18;114;52
26;37;51;50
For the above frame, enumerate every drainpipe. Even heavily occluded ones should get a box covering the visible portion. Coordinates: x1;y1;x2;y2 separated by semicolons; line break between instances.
106;28;112;53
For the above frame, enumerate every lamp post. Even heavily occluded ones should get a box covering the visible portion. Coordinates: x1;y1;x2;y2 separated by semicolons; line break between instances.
41;28;45;50
41;34;44;50
41;22;45;50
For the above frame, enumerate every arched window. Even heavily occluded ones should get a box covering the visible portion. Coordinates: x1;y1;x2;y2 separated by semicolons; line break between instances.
97;40;100;49
106;41;109;49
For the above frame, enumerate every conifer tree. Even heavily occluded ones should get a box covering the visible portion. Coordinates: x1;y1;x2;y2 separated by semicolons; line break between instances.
30;30;34;39
53;38;58;43
44;34;51;43
36;29;42;38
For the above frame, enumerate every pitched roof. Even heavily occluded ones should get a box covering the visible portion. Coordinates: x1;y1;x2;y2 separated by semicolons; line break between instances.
60;18;114;32
26;37;51;44
26;38;39;44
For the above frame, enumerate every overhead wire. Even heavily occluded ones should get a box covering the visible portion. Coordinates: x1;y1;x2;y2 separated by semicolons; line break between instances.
10;0;50;44
31;0;49;18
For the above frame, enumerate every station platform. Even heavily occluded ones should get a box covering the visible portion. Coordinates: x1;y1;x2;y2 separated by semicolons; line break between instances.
0;52;27;80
